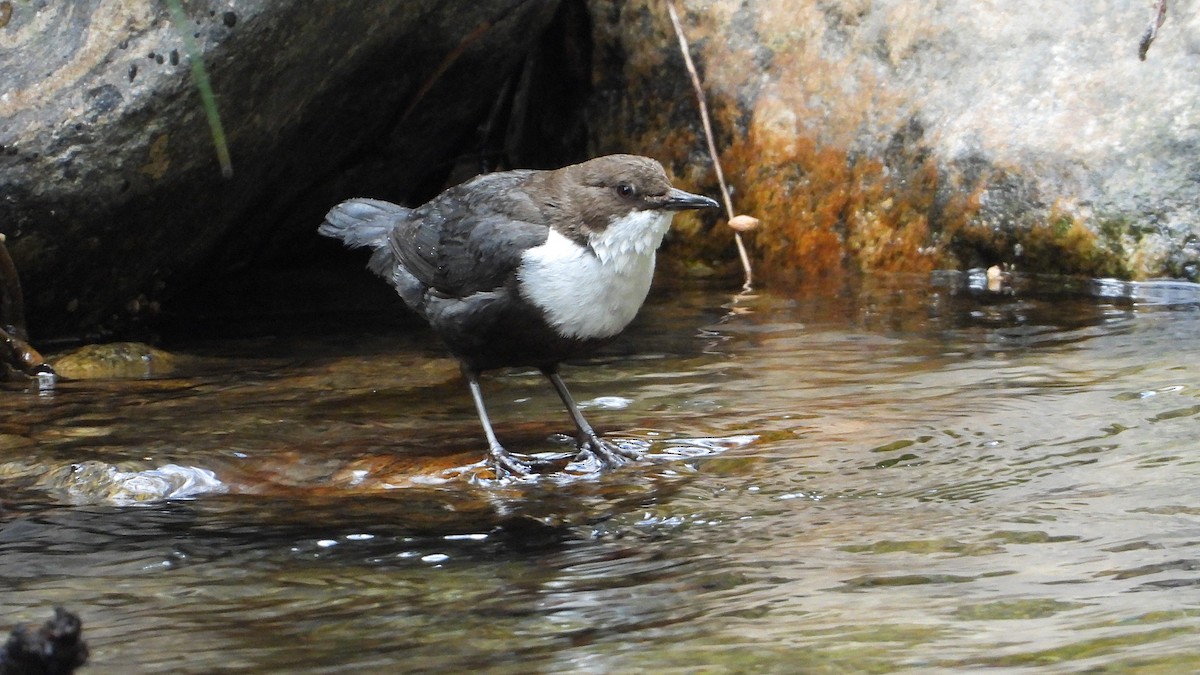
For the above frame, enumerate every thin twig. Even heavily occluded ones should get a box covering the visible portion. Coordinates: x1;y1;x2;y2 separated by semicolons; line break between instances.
1138;0;1168;61
0;235;52;378
401;21;494;123
0;232;28;341
400;0;534;124
665;0;753;291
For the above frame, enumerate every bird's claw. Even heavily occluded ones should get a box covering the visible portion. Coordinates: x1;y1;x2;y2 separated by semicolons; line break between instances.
576;435;641;469
488;438;638;478
489;446;557;479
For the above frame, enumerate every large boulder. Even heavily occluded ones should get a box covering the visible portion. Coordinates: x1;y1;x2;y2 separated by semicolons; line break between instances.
0;0;581;338
587;0;1200;285
6;0;1195;344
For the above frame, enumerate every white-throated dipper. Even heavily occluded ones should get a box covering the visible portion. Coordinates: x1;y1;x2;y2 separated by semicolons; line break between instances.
319;154;718;476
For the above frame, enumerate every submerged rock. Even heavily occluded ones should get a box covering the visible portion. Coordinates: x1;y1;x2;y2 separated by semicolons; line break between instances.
40;461;226;505
0;607;88;675
588;0;1200;284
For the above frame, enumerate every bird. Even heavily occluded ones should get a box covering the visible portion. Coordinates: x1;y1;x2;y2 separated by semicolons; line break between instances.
319;154;719;477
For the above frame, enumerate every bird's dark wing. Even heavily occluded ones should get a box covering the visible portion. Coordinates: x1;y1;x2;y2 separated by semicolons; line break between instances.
388;171;551;298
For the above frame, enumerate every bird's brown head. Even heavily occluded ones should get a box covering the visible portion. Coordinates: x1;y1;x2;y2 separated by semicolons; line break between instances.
539;155;718;244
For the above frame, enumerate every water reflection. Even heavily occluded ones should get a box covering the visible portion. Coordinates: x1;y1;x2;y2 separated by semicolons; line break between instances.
2;273;1199;672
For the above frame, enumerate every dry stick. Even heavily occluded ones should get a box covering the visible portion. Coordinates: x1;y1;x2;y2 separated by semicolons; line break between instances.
0;234;51;376
400;0;533;124
0;233;28;340
401;20;493;123
1138;0;1168;61
665;0;753;292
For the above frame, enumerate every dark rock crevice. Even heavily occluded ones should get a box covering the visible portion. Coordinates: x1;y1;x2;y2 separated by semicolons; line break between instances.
2;0;594;341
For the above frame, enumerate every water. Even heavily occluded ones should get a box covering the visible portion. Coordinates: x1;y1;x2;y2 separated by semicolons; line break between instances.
2;273;1198;673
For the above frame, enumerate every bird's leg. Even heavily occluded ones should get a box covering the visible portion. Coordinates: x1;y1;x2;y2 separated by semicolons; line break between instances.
463;367;533;477
542;368;640;468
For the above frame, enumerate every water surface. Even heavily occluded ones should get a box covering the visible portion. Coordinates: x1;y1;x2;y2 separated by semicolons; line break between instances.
2;273;1199;673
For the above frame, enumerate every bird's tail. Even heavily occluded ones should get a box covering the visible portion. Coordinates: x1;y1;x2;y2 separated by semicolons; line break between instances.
318;198;410;250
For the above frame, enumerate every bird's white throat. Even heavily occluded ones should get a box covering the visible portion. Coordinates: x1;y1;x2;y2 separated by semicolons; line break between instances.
518;210;673;340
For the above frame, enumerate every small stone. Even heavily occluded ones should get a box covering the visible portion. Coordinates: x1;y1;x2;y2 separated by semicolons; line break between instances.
728;214;760;232
986;265;1006;292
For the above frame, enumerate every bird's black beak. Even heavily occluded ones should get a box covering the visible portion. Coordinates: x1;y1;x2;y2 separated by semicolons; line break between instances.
662;187;720;211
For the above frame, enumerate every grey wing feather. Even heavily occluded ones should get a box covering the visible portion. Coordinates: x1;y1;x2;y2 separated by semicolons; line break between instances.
388;171;550;298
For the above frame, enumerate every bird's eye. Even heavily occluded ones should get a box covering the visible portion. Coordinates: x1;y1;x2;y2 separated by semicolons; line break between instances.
616;183;635;198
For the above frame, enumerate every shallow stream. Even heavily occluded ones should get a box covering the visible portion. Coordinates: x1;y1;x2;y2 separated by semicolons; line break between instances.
2;272;1199;673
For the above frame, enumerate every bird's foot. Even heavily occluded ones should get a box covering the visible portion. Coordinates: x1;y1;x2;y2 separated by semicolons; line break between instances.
489;446;533;478
488;445;559;479
575;434;641;470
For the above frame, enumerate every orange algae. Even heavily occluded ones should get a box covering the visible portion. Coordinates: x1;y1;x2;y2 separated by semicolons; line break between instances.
716;126;970;289
586;1;1129;285
656;124;1125;285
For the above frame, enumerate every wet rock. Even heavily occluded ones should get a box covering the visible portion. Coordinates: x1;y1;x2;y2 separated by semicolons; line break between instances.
0;607;88;675
0;0;571;338
51;342;178;379
588;0;1200;284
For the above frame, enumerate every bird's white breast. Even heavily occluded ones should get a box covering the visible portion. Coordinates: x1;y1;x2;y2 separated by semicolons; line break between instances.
518;210;673;340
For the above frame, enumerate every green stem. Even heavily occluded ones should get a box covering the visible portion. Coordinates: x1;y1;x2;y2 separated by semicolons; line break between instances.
165;0;233;177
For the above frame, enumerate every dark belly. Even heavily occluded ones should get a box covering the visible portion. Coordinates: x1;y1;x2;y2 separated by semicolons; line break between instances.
424;288;616;372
